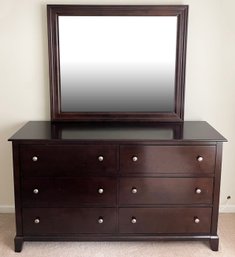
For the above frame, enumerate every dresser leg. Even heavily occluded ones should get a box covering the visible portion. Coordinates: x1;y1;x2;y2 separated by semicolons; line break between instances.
14;236;24;252
210;237;219;251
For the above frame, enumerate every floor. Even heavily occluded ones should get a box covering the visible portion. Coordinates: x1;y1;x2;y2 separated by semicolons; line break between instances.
0;213;235;257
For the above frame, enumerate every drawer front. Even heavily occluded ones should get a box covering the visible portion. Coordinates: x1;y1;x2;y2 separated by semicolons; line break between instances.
20;145;117;176
22;178;117;207
23;208;117;235
119;208;212;234
119;178;213;205
120;145;216;174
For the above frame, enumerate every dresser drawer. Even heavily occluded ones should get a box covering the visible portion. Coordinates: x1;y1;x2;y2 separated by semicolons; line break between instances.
119;207;212;234
22;208;117;235
20;145;118;176
120;145;216;174
119;178;213;205
22;178;117;207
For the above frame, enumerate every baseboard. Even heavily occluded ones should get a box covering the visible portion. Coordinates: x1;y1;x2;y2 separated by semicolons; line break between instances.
0;205;15;213
0;205;234;214
219;205;235;213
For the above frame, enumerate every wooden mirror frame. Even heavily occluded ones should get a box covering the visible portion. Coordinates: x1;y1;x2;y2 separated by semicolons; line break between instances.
47;5;188;122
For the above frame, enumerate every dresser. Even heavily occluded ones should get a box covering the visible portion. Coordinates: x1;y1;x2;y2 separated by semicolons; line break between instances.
9;121;226;252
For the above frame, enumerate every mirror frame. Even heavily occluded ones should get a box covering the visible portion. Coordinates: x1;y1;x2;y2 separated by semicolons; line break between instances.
47;5;188;122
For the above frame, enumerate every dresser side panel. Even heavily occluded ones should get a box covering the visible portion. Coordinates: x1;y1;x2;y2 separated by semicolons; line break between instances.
12;142;23;235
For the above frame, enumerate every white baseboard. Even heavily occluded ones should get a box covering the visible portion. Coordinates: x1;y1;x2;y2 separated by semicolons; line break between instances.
0;205;15;213
0;205;235;214
219;205;235;213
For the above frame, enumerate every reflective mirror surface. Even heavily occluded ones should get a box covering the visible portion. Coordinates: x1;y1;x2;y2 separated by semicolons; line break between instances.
59;16;177;112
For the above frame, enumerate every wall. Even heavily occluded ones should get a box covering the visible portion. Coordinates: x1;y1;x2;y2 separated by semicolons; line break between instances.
0;0;234;212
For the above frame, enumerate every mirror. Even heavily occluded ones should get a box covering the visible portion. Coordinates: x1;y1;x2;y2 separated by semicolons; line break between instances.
47;5;188;122
59;16;177;113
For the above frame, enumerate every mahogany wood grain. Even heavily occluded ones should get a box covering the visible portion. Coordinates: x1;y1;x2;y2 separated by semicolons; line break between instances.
8;121;226;142
209;142;223;251
119;178;213;205
120;145;216;174
20;144;118;176
23;208;117;235
12;143;23;235
119;207;212;234
22;177;117;207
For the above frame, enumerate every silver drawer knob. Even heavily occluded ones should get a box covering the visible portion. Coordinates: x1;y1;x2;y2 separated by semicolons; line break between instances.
32;156;38;162
132;188;137;194
34;218;40;224
98;188;104;194
132;156;138;162
98;156;104;162
197;156;203;162
131;217;137;224
33;189;39;194
98;217;104;224
195;188;202;194
194;217;200;224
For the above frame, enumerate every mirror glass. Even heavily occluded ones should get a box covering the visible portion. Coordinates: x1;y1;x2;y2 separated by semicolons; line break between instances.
59;16;177;112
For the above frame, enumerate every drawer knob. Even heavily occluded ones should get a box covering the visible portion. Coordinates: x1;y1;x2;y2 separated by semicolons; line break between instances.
131;217;137;224
132;188;137;194
98;188;104;194
195;188;202;194
98;217;104;224
98;156;104;162
33;189;39;194
132;156;138;162
34;218;40;224
197;156;203;162
32;156;38;162
194;217;200;224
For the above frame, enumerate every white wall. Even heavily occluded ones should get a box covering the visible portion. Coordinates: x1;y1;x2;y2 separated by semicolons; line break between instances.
0;0;234;212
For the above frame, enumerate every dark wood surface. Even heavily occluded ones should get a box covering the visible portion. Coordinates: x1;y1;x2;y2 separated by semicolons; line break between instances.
9;121;226;252
47;5;188;122
23;208;117;234
12;143;23;236
20;144;117;176
120;145;216;174
119;207;212;233
8;121;226;142
119;178;213;205
22;178;117;207
210;142;223;252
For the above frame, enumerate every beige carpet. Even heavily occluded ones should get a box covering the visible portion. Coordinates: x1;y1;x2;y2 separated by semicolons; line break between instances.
0;214;235;257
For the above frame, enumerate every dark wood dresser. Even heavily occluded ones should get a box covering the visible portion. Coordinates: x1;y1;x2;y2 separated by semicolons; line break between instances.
9;121;226;252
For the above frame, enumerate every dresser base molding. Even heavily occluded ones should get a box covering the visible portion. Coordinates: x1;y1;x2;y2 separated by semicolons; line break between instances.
15;235;219;252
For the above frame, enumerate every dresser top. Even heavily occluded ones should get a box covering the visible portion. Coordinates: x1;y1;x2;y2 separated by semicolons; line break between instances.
8;121;226;142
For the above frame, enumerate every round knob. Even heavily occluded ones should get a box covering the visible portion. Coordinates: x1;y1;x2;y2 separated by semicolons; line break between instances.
98;156;104;162
194;217;200;224
132;156;138;162
98;217;104;224
132;188;137;194
33;189;39;194
32;156;38;162
34;218;40;224
197;156;203;162
98;188;104;194
195;188;202;194
131;217;137;224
